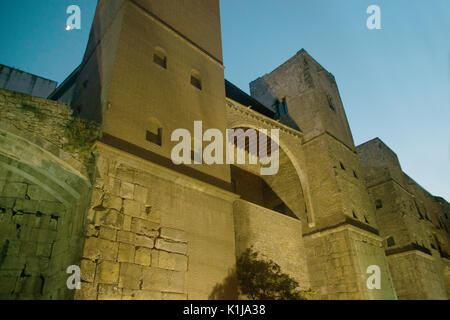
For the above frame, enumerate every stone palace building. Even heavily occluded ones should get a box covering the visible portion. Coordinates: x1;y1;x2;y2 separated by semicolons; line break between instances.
0;0;449;300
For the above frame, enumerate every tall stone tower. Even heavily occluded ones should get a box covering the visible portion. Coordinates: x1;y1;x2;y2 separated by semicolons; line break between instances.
65;0;238;300
71;0;230;183
250;50;397;299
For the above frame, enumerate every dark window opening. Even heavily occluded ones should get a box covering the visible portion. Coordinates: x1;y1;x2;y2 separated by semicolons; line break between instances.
352;211;358;219
146;128;162;146
375;199;383;209
191;73;202;90
353;170;358;179
340;162;346;170
276;97;288;117
364;216;370;224
387;236;395;247
154;51;167;69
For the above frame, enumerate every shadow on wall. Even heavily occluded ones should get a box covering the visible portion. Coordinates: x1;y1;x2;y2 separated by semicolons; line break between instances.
208;268;239;300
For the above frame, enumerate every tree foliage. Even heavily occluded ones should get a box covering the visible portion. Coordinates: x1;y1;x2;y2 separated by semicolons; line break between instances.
236;247;315;300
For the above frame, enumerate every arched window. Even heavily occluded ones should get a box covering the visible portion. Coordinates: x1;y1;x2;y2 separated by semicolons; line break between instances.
153;47;167;69
191;70;202;90
276;97;288;116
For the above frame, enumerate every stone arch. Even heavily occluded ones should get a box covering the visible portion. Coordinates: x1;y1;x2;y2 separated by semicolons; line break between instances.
0;127;92;300
226;102;316;227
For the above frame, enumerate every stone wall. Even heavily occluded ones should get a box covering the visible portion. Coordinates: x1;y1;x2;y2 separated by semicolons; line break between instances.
233;200;310;292
76;143;237;300
304;225;396;300
0;65;57;98
0;89;97;299
357;138;449;299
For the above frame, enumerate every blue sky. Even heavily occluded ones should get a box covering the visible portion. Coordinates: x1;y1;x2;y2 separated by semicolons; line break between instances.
0;0;449;200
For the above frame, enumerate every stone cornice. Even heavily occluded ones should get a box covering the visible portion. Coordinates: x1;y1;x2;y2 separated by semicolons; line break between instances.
226;98;304;140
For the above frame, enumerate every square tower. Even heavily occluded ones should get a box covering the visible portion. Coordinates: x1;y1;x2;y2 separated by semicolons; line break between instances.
70;0;230;183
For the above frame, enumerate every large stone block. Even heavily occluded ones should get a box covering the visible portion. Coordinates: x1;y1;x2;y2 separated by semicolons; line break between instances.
98;284;122;300
74;282;98;300
99;226;117;241
134;185;148;204
95;210;124;230
120;182;135;200
3;183;27;198
131;217;159;237
160;227;187;243
118;263;143;290
155;239;187;255
153;250;188;271
118;243;135;263
117;230;136;245
83;237;118;261
135;235;155;249
81;259;96;283
27;185;55;201
96;261;120;284
135;247;151;266
102;194;123;211
123;199;142;218
142;267;185;293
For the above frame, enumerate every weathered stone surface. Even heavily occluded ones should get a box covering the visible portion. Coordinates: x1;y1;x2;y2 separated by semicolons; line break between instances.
123;199;142;218
142;267;185;293
98;284;122;300
103;194;123;211
135;247;151;266
96;261;120;284
153;250;188;271
95;210;124;230
155;239;187;255
162;292;188;300
3;183;27;198
160;227;187;243
118;243;135;263
134;185;148;203
117;231;136;245
135;235;155;249
81;259;96;283
99;226;117;241
131;218;159;237
125;289;162;300
118;263;142;290
120;182;135;200
83;237;118;261
74;283;98;300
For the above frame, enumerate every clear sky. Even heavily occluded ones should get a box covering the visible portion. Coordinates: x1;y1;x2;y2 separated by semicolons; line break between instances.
0;0;449;201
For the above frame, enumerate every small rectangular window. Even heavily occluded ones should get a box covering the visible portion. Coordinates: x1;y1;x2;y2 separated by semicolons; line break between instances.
154;53;167;69
387;236;395;247
146;128;162;146
191;74;202;90
375;199;383;209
